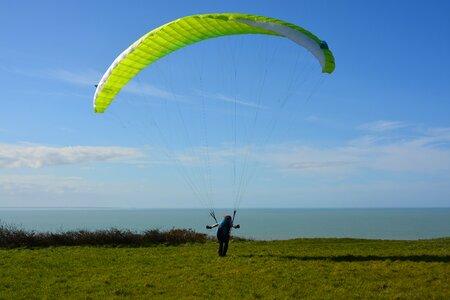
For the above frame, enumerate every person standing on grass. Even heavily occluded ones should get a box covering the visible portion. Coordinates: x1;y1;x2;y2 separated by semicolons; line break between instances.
206;215;240;257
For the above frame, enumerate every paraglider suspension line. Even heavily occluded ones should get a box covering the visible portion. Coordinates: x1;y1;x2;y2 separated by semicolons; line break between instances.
209;210;218;223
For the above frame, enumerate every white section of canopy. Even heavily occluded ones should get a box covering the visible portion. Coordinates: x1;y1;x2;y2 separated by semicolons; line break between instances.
236;19;326;70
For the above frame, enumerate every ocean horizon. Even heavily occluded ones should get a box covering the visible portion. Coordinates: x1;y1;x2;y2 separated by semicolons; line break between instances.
1;207;449;241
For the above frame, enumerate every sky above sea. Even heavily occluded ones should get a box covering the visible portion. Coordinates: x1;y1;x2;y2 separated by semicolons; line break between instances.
0;1;449;209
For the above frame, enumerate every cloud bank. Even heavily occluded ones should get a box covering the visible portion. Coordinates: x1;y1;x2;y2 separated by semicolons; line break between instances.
358;120;408;132
264;124;450;175
166;123;450;176
0;144;143;169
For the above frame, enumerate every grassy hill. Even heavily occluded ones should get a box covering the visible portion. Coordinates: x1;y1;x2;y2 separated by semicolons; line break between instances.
0;237;449;299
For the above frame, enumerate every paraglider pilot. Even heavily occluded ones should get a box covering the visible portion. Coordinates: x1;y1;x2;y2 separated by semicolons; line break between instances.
207;215;240;257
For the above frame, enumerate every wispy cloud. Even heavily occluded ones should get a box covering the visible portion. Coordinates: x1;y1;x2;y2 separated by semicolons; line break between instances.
170;145;255;167
0;143;143;169
259;124;450;175
192;89;266;109
17;89;90;99
2;66;178;101
47;69;101;86
254;144;360;174
50;69;185;101
359;120;408;132
122;81;184;101
0;175;91;195
1;66;101;87
54;69;187;102
304;115;328;123
168;123;450;176
213;93;267;109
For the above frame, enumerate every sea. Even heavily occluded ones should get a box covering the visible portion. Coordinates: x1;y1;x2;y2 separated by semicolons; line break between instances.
0;208;449;240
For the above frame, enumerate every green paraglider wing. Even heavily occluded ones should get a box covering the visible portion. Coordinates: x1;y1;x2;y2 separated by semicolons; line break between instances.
94;13;335;113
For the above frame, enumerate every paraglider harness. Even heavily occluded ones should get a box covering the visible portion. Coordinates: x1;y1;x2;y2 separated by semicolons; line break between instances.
210;210;237;239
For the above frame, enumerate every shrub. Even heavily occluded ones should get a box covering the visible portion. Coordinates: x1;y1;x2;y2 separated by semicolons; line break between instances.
0;221;207;248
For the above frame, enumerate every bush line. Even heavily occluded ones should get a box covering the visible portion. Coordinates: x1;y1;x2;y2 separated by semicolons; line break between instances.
0;222;209;248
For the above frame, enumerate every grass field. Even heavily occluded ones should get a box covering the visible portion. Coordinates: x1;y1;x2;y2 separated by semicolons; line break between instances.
0;238;449;299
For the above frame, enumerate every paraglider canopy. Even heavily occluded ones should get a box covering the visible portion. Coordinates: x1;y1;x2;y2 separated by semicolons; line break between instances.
93;13;335;113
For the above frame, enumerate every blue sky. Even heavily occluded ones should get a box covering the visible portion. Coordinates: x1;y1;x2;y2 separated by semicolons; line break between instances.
1;0;449;208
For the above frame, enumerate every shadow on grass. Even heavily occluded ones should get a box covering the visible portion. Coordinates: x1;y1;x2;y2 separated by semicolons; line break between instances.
242;254;450;263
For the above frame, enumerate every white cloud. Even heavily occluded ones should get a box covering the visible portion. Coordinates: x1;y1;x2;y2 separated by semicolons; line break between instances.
18;89;90;99
50;69;182;101
192;89;267;109
304;115;327;123
145;124;450;177
3;66;178;101
254;144;360;174
213;93;267;109
0;174;149;207
122;81;183;100
0;175;91;195
260;125;450;175
0;143;143;169
47;69;101;86
360;132;450;173
359;120;408;132
3;66;101;87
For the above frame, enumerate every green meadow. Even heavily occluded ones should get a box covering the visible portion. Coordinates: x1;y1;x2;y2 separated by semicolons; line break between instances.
1;238;449;299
